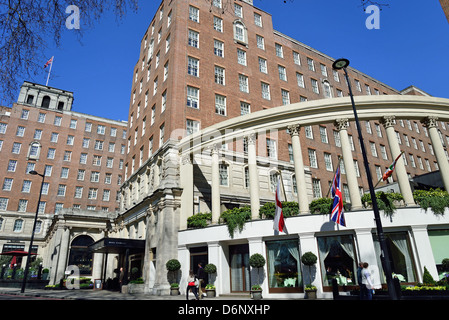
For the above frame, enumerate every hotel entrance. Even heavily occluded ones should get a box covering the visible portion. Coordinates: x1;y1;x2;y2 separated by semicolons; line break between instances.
229;244;250;293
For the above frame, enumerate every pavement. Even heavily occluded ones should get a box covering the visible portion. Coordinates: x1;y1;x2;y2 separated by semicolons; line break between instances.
0;286;253;300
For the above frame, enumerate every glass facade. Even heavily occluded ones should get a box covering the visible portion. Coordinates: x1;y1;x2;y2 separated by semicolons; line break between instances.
266;239;301;292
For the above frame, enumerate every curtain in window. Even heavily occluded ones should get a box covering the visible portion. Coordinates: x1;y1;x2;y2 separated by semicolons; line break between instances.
389;233;415;282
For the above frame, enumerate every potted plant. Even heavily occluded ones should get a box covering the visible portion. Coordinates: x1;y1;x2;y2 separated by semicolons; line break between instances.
204;263;217;298
301;252;318;299
249;253;266;300
166;259;181;295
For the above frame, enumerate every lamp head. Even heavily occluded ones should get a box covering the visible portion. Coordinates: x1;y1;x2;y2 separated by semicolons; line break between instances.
332;58;350;70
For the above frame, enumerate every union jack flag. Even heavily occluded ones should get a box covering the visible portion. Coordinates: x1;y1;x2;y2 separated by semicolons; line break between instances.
330;166;346;227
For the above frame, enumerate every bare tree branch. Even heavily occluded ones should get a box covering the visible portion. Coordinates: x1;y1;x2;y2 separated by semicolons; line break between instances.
0;0;138;106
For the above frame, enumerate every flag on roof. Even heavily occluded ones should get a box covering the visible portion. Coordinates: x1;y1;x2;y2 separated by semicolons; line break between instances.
44;57;53;69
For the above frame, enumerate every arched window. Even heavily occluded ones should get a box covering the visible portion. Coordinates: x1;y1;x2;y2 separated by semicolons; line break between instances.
13;219;24;232
28;142;41;160
323;81;333;99
41;96;51;108
233;21;247;44
68;235;94;275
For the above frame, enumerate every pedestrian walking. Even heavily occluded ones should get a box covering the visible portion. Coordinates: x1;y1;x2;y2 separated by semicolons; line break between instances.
186;270;199;300
196;263;206;299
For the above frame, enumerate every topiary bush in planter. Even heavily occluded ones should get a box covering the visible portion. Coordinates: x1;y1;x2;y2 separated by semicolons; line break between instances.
166;259;181;289
249;253;266;300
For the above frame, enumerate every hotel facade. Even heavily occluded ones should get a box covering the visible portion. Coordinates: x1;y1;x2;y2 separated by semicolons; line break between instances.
3;0;449;298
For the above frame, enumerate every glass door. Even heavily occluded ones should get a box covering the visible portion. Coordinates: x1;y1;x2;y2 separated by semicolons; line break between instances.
229;244;250;292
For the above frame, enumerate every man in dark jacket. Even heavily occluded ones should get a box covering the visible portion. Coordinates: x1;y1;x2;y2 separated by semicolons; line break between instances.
197;263;206;299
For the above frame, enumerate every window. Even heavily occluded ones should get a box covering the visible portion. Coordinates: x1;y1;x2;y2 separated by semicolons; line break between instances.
80;153;88;164
333;130;341;147
187;86;199;109
91;171;100;183
187;56;199;77
293;51;301;65
239;74;249;93
234;3;243;17
38;113;46;123
18;200;28;212
308;149;318;168
16;126;25;137
281;89;290;105
311;79;319;94
312;178;322;198
3;178;13;191
237;49;247;66
278;65;287;81
70;119;77;129
305;126;313;139
75;186;83;198
0;198;8;211
266;239;301;292
186;119;200;136
215;94;226;116
370;142;378;157
0;123;7;134
324;153;333;171
159;123;165;147
258;57;267;74
307;58;315;71
7;160;17;172
77;169;85;181
61;167;69;179
296;73;305;88
88;188;98;200
28;142;40;159
214;16;223;32
254;13;262;27
219;163;229;186
189;6;199;22
261;82;270;100
256;35;265;50
234;21;246;43
266;139;277;159
275;43;283;58
97;125;106;135
319;126;328;143
51;132;59;143
323;81;332;98
57;184;66;197
380;145;388;160
214;40;224;57
188;30;199;48
318;235;357;286
67;135;75;145
21;180;31;193
21;109;30;119
214;66;225;85
240;102;250;115
13;219;23;232
11;142;21;154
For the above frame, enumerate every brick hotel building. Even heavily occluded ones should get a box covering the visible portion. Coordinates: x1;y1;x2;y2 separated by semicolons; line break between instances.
0;82;127;263
2;0;449;297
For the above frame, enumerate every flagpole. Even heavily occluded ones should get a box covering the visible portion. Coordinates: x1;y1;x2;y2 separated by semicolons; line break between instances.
46;56;54;86
326;155;342;198
277;170;287;202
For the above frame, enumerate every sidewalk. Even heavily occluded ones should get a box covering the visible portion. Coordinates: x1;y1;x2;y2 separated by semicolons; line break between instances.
0;287;252;300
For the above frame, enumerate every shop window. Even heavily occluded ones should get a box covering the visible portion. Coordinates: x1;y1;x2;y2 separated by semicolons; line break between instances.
428;230;449;278
266;239;301;292
373;232;417;283
318;235;357;288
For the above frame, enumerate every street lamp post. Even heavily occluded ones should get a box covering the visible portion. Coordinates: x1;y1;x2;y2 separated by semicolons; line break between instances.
21;170;45;293
332;58;399;300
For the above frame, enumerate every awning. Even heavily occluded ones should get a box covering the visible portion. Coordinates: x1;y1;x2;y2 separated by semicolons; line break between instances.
88;238;145;255
0;251;37;256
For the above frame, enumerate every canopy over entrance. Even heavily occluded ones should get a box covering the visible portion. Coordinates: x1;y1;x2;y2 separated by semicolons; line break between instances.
88;238;145;255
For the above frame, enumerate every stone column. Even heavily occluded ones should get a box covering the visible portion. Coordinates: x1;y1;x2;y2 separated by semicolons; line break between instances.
423;116;449;192
247;133;260;220
288;124;309;214
410;225;439;281
381;116;415;206
211;144;221;224
55;226;71;282
335;119;362;210
180;153;194;230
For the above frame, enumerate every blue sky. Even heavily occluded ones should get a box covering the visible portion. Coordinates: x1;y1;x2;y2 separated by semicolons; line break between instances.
34;0;449;122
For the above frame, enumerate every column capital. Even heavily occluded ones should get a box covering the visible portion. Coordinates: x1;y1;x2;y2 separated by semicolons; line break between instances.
181;153;192;165
245;132;257;145
422;116;438;129
209;143;220;155
381;115;396;128
335;118;349;131
287;124;301;137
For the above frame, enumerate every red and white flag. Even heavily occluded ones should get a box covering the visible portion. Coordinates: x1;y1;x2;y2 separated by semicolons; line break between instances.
274;178;286;233
44;57;53;69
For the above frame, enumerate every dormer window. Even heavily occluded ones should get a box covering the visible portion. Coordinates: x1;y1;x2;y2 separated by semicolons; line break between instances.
41;96;51;108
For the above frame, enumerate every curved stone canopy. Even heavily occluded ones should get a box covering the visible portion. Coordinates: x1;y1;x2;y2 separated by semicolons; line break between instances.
178;95;449;154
